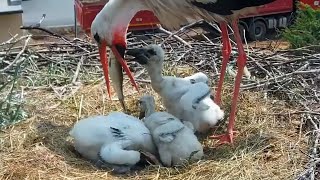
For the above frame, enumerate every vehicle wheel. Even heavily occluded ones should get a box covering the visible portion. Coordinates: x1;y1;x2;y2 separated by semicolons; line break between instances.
248;20;267;41
239;23;246;42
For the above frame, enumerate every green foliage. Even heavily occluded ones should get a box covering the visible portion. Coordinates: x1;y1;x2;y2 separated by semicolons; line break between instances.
0;63;28;128
282;4;320;48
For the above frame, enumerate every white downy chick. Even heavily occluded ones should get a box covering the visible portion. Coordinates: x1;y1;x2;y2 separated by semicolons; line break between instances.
139;95;204;167
127;45;224;133
69;112;156;173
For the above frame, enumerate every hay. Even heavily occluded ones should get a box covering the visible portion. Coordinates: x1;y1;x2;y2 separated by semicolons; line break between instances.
0;23;317;179
0;80;308;179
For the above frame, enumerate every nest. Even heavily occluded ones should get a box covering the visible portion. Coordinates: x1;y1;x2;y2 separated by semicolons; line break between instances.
0;22;319;179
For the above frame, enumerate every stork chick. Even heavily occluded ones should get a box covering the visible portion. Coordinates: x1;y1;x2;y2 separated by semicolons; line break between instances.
127;44;224;133
69;112;157;173
183;72;209;85
139;95;204;167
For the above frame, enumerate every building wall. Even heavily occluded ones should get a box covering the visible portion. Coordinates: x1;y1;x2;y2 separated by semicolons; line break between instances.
0;13;23;43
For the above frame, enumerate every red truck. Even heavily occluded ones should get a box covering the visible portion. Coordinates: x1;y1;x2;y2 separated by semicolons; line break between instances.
75;0;319;40
238;0;319;40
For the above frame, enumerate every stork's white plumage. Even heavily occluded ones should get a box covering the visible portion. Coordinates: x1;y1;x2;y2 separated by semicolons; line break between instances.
139;95;204;167
127;44;224;133
91;0;277;145
69;112;156;173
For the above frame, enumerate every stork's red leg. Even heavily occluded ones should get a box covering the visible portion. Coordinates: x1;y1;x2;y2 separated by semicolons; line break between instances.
111;46;139;93
215;22;231;106
210;19;246;145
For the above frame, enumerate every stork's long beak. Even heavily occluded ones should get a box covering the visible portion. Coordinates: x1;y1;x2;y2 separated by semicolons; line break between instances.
98;40;111;98
98;41;139;99
111;45;139;92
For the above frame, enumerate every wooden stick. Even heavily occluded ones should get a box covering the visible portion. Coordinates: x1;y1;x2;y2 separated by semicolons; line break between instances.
0;36;32;73
72;56;85;84
158;27;192;48
20;26;71;41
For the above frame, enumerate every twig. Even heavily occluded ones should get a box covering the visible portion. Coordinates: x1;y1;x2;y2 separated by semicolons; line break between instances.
78;94;84;120
20;26;70;41
0;36;32;73
135;79;151;83
158;27;192;48
175;49;192;62
0;34;19;45
201;34;214;45
269;111;320;116
160;20;205;45
20;26;90;53
72;56;85;84
241;69;320;90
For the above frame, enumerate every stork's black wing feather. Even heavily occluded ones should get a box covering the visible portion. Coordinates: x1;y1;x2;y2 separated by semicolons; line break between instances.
191;0;276;15
110;127;127;140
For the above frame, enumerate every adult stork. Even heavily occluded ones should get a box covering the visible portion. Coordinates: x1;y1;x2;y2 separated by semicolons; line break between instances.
91;0;276;144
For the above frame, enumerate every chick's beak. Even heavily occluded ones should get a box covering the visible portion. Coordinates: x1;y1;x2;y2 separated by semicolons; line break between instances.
139;110;145;119
126;48;144;57
111;45;139;92
98;40;111;98
126;48;149;65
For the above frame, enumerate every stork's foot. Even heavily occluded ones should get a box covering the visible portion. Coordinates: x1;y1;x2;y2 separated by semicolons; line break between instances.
209;130;238;146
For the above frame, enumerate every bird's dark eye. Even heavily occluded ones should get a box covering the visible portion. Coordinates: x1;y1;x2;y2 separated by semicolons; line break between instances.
167;117;175;121
93;33;100;44
147;49;156;56
190;79;196;84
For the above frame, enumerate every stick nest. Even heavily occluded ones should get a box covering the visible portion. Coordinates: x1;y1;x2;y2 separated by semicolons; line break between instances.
1;24;319;179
